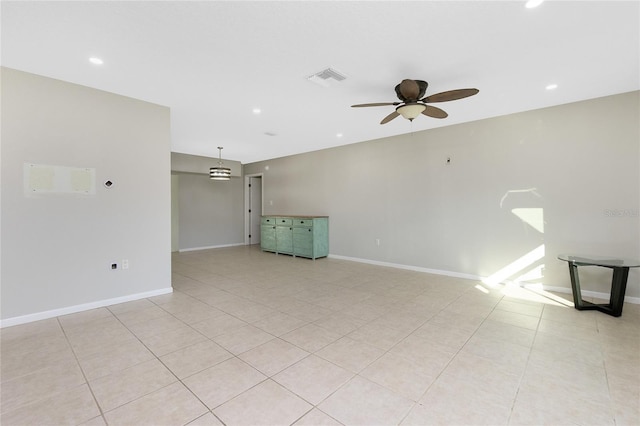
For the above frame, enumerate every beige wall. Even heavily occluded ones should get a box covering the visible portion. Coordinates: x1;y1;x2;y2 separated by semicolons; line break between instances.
1;68;172;324
245;91;640;298
173;172;245;251
170;152;245;251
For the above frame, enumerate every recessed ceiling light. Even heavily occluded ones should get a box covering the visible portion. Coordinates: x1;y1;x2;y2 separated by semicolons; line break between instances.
89;57;103;65
252;108;261;114
545;83;558;90
525;0;544;8
336;133;343;138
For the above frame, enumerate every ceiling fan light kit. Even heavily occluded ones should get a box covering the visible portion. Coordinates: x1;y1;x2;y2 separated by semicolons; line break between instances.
210;147;231;181
352;79;479;125
396;103;427;121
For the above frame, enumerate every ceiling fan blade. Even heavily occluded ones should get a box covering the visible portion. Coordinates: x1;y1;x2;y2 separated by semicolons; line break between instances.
380;111;400;124
422;105;448;119
422;88;479;103
351;102;399;108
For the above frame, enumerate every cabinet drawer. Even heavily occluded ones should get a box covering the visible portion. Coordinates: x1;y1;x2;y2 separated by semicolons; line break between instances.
276;218;292;226
261;217;276;225
293;219;313;227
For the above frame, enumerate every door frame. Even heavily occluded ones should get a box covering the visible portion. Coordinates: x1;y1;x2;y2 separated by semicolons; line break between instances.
244;173;264;245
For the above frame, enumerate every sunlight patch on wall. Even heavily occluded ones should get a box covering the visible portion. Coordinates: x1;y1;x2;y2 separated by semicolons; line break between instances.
482;244;545;286
513;263;545;284
512;208;544;233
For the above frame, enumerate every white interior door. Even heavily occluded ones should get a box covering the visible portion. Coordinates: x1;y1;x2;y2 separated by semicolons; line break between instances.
249;176;262;245
171;174;179;252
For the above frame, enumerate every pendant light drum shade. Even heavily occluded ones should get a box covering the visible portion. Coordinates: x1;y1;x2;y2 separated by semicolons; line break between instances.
210;147;231;181
210;166;231;180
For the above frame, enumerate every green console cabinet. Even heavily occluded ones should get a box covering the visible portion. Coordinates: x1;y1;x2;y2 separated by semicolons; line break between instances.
261;216;328;259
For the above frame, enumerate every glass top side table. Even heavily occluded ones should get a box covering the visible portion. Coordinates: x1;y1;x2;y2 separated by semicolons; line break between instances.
557;254;640;317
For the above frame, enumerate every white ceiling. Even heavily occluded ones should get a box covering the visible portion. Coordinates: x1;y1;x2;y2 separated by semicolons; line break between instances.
2;1;639;164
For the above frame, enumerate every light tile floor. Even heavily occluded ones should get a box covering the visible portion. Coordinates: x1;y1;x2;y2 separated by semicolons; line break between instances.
1;245;639;425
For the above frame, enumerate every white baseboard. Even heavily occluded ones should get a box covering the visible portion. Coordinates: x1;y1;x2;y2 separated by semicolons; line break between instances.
328;254;483;281
329;254;640;305
0;287;173;329
542;285;640;305
178;242;245;252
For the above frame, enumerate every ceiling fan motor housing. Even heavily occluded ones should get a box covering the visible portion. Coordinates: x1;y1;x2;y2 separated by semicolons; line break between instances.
395;79;428;102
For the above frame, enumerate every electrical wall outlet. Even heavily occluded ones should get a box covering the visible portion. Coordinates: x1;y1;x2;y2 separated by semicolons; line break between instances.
122;259;129;270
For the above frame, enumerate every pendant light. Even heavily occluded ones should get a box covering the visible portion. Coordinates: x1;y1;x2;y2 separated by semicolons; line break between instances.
210;147;231;180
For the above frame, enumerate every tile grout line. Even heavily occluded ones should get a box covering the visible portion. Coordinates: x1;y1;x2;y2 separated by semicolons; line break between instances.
106;299;232;425
395;286;502;425
504;295;545;425
55;316;108;425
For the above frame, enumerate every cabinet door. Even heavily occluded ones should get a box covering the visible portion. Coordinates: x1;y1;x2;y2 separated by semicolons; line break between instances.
293;227;313;257
276;226;293;253
260;225;276;251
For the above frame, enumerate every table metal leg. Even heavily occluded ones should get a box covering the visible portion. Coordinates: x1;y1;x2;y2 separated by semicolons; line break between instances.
567;263;629;317
567;262;585;309
609;267;629;317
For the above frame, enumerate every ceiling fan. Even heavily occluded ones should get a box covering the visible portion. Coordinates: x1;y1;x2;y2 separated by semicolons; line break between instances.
351;79;479;124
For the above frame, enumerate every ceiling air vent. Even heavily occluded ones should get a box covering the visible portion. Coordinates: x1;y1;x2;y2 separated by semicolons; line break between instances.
307;67;347;87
